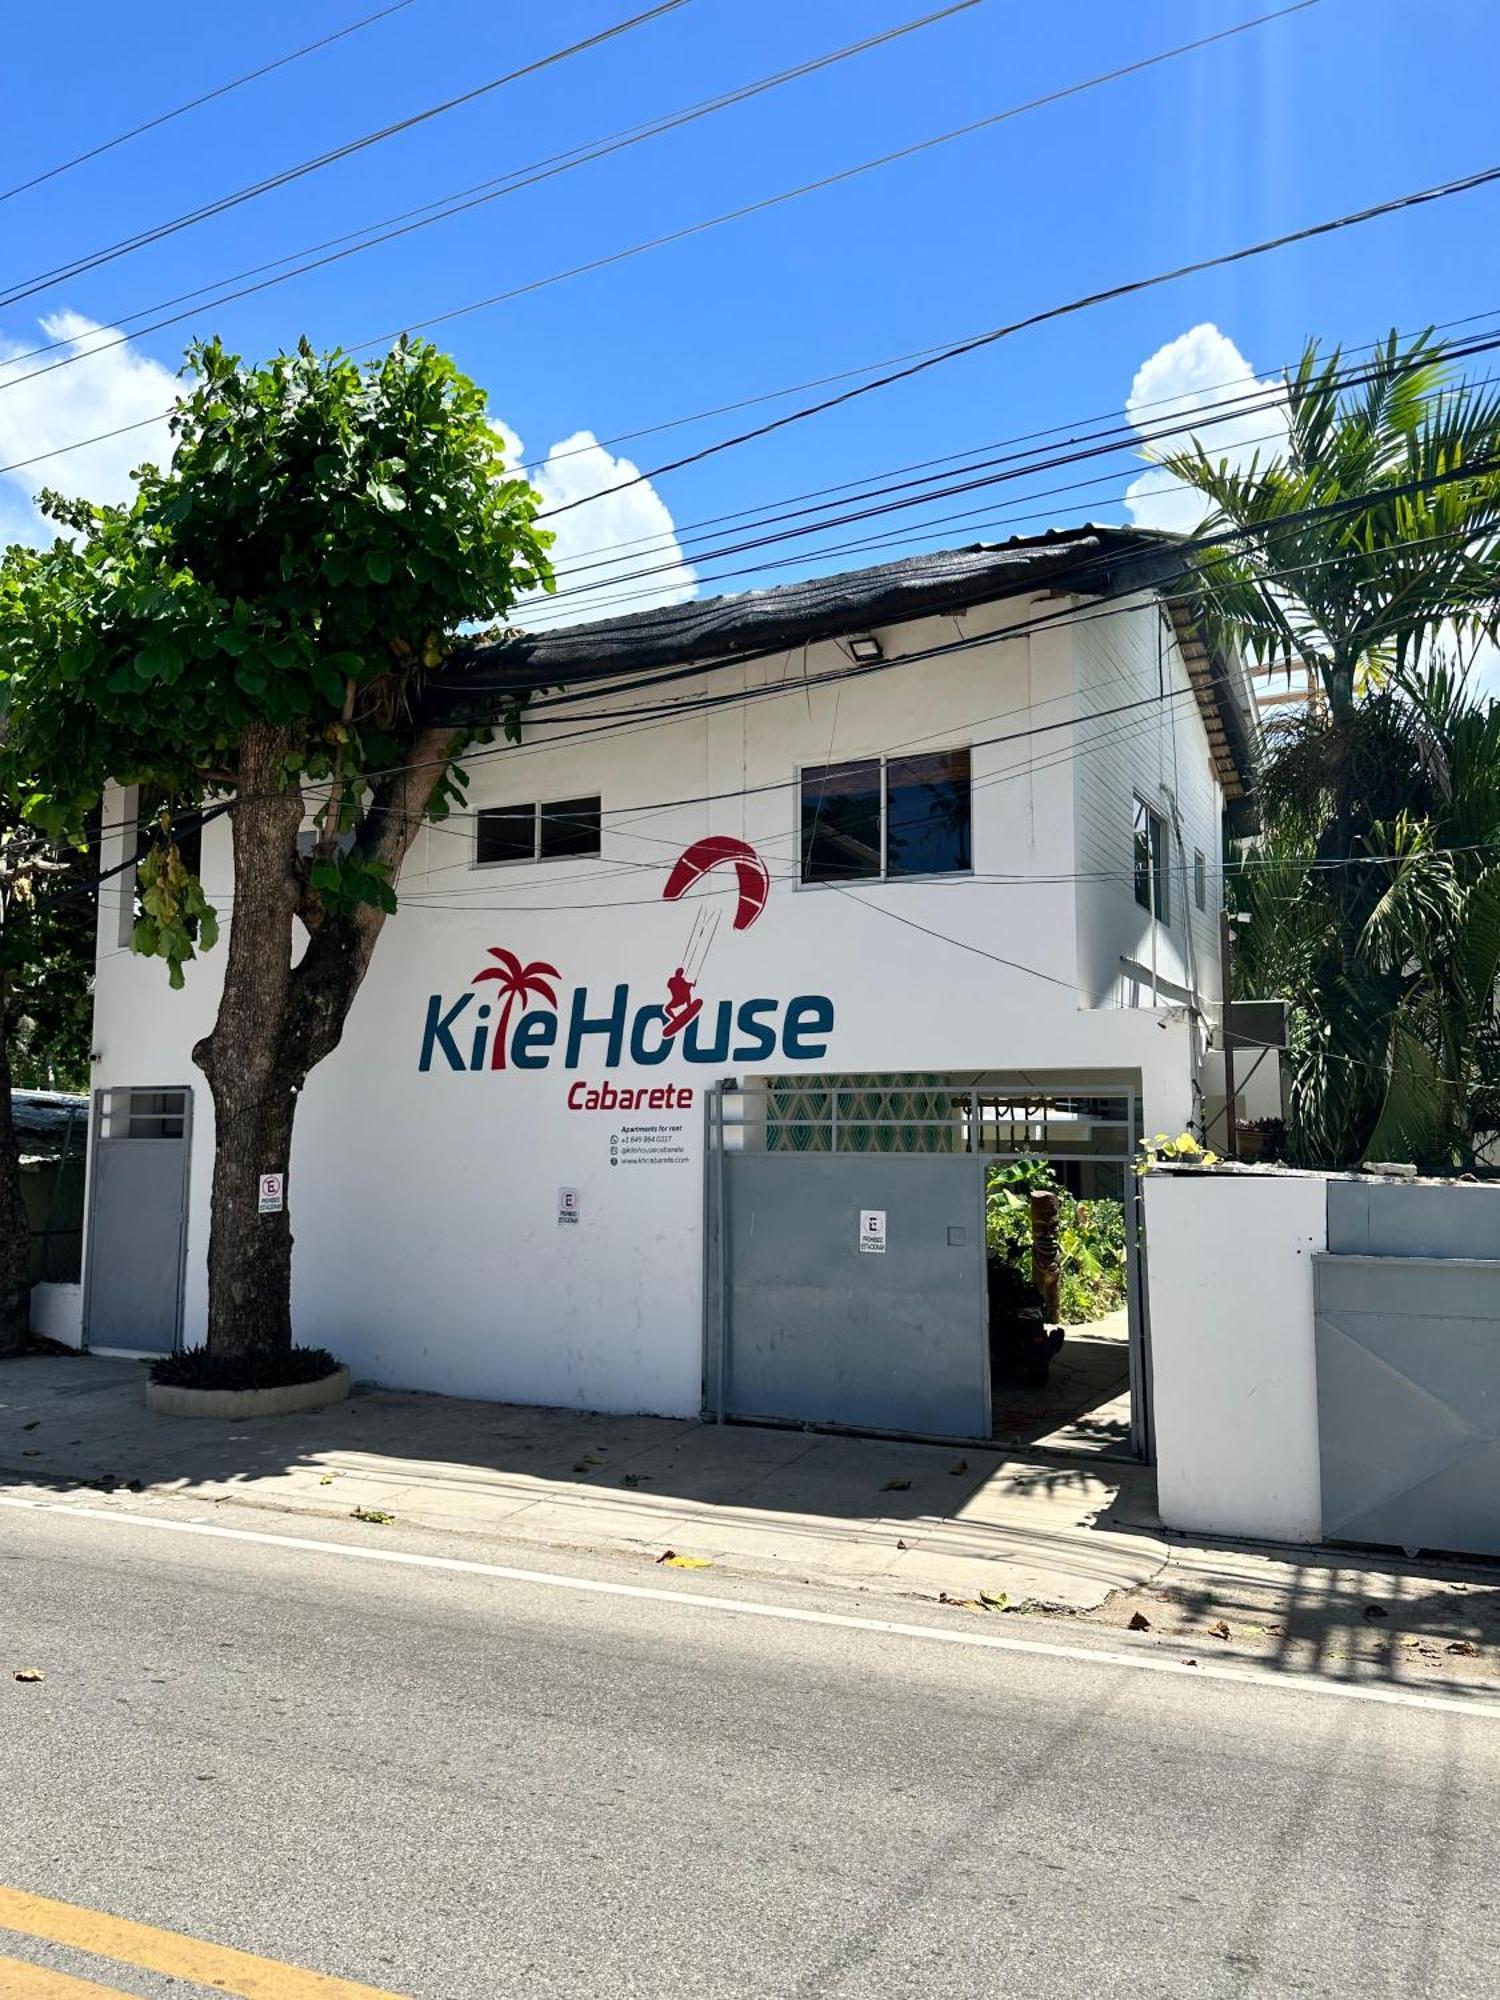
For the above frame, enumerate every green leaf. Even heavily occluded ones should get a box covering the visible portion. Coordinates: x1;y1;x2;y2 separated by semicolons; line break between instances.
365;550;393;584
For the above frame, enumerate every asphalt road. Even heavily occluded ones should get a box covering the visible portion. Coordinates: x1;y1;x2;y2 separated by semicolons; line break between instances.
0;1497;1497;2000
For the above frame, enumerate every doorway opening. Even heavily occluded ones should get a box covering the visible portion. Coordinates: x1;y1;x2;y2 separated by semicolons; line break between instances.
705;1073;1149;1461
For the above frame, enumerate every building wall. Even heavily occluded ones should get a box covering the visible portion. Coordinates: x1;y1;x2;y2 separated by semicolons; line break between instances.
1071;597;1224;1053
87;592;1221;1411
1144;1168;1327;1543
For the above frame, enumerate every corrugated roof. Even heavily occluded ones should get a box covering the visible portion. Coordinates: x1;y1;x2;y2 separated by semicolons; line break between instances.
430;524;1257;800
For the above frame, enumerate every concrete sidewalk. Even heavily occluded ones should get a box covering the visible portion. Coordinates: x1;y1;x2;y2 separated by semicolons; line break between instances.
2;1351;1496;1688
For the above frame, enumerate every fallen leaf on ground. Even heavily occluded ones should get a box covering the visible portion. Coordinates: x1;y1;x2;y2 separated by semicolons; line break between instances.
939;1592;984;1612
350;1507;394;1525
621;1472;651;1487
1264;1622;1287;1636
1208;1619;1231;1641
978;1590;1009;1612
882;1477;912;1492
572;1462;593;1475
1181;1657;1199;1667
13;1669;44;1683
21;1422;39;1432
21;1450;40;1458
948;1459;970;1476
896;1539;909;1551
656;1551;711;1569
1128;1611;1152;1632
1446;1640;1480;1657
1362;1603;1389;1621
318;1475;335;1486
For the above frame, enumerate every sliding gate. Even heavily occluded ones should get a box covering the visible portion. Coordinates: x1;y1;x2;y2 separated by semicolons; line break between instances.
704;1075;1150;1455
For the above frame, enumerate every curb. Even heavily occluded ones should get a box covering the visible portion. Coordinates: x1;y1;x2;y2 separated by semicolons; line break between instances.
144;1365;352;1421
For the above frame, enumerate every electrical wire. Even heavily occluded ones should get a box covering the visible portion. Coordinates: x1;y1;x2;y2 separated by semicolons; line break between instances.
533;339;1500;584
523;348;1500;617
531;172;1500;520
0;1;1311;401
0;0;693;314
0;0;423;207
0;2;988;376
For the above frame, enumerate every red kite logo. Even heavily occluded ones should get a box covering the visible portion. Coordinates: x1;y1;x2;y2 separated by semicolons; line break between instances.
659;835;770;1037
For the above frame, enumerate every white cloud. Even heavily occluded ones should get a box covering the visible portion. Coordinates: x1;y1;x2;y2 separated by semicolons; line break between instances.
0;311;178;544
1123;323;1288;534
504;425;696;626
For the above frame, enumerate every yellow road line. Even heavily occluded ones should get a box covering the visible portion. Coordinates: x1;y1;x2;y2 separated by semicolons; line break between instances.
0;1887;409;2000
0;1955;139;1999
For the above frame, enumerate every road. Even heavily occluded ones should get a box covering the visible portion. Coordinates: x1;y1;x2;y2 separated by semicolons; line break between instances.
0;1496;1496;1999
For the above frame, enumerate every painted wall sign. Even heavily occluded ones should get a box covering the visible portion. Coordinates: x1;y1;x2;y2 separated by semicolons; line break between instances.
859;1210;886;1255
417;838;836;1076
258;1173;284;1215
557;1187;580;1226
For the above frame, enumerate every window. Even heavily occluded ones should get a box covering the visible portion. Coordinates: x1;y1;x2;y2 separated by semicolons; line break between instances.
801;749;971;883
1194;848;1207;912
476;797;601;865
1133;798;1170;924
101;1089;188;1142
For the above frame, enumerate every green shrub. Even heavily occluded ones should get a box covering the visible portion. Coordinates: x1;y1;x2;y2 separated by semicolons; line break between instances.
149;1345;341;1392
985;1160;1127;1324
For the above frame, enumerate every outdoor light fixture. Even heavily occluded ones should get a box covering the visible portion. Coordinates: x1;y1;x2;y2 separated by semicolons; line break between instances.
848;634;883;662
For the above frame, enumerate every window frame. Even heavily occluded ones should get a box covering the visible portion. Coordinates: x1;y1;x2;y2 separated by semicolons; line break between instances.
797;747;973;887
474;795;603;868
1132;796;1171;927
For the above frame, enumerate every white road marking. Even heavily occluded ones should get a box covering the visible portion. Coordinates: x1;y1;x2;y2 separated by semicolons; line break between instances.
1;1491;1493;1720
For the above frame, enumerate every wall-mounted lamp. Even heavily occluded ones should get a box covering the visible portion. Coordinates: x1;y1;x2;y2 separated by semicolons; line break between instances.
847;634;883;663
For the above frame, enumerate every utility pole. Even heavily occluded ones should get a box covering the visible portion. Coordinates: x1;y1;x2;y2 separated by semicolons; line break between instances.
1219;906;1239;1160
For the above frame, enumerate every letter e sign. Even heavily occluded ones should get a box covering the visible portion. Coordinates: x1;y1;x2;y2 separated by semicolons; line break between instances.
258;1173;284;1214
859;1209;886;1255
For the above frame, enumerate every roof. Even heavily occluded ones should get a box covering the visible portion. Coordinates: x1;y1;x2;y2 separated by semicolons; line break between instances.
431;524;1259;807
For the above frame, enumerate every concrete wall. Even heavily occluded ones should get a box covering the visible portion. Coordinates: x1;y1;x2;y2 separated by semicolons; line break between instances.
30;1282;83;1349
86;591;1225;1411
1144;1168;1327;1542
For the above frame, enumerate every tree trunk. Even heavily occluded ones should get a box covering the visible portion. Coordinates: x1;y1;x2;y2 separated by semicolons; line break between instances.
191;720;462;1366
0;978;31;1358
193;725;307;1365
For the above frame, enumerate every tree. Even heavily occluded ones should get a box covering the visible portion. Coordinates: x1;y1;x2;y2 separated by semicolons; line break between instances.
1157;331;1500;1166
0;807;94;1355
0;336;553;1369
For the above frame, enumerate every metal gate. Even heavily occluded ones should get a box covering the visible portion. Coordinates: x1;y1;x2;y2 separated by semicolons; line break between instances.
83;1086;193;1354
704;1075;1150;1454
1315;1179;1500;1557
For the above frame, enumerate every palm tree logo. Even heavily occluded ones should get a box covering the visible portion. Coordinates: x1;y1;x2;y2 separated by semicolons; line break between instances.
472;948;560;1071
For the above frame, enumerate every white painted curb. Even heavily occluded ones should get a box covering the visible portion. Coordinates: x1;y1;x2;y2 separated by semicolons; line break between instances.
144;1364;351;1420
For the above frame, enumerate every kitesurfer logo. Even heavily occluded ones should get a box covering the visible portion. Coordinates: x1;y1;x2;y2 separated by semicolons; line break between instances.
417;835;834;1075
659;835;770;1038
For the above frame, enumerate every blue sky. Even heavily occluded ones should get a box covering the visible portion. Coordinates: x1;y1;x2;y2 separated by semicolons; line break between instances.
2;0;1496;628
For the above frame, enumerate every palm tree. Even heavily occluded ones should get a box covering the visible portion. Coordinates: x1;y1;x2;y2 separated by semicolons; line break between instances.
472;949;560;1071
1158;330;1500;718
1157;332;1500;1166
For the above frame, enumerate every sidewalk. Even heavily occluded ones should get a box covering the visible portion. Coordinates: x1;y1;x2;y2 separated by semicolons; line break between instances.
2;1351;1496;1689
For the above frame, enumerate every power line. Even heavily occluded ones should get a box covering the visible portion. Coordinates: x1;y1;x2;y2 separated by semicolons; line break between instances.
526;343;1500;614
537;163;1500;521
0;3;987;377
0;0;423;207
0;1;1310;404
0;0;692;314
536;333;1500;581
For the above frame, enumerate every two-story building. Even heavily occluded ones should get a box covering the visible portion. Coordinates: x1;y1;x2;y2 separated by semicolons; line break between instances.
72;524;1258;1453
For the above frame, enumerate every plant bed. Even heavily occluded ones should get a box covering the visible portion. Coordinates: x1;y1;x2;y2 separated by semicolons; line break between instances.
144;1345;349;1419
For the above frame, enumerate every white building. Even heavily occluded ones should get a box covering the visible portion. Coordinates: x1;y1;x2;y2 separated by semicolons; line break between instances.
72;527;1258;1447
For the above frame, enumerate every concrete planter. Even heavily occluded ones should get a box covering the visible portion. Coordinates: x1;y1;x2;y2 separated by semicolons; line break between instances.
145;1364;351;1420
